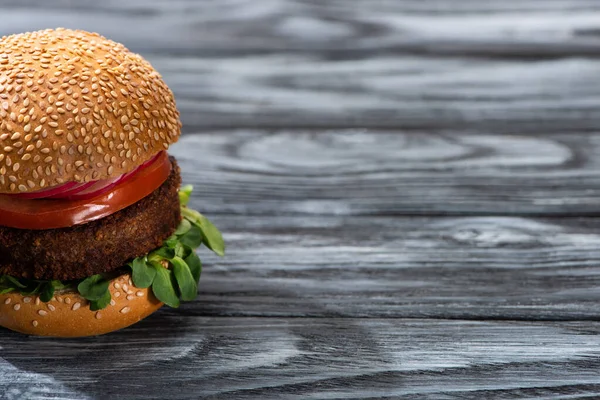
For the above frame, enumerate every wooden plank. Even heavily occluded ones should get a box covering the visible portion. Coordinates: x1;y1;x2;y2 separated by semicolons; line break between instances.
0;1;599;130
2;0;599;55
173;131;600;216
181;214;600;320
2;318;600;399
157;54;600;132
0;2;598;396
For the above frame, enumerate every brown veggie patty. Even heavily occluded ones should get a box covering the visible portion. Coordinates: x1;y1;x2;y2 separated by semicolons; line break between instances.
0;158;182;280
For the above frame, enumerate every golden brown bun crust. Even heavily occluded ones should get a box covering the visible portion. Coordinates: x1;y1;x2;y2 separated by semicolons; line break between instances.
0;273;163;337
0;28;181;194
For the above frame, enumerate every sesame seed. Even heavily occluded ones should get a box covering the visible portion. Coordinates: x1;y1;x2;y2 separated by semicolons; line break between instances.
4;298;11;305
136;291;144;297
48;304;56;311
23;297;31;303
32;320;38;327
114;291;121;298
72;302;81;311
13;304;20;311
95;312;102;319
38;310;48;316
0;28;181;193
120;307;131;314
126;295;135;300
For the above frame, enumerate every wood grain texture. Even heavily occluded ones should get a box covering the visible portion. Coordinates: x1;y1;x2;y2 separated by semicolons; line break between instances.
0;0;598;130
5;0;599;54
3;318;600;399
192;213;600;320
1;1;600;398
173;131;600;216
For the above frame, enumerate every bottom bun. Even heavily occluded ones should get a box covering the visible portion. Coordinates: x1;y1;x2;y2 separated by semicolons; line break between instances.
0;273;163;337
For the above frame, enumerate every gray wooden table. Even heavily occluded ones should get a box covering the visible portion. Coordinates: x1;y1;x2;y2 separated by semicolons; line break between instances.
2;1;600;399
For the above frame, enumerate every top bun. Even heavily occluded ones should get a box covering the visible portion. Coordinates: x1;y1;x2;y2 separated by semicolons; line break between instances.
0;28;181;194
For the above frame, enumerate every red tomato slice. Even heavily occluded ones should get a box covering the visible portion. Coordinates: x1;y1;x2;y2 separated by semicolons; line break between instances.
0;152;172;230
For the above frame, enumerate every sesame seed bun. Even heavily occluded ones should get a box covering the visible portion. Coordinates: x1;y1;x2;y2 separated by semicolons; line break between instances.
0;28;181;194
0;273;163;337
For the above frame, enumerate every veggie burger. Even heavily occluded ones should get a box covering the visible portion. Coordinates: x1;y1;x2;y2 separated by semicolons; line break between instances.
0;28;224;337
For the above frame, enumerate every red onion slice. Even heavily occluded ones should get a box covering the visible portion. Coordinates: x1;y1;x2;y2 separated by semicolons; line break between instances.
45;182;96;199
64;176;125;200
13;181;80;200
8;152;164;200
63;153;164;200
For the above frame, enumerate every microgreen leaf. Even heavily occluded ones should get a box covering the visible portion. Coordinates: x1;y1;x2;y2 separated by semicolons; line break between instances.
175;242;188;258
150;247;175;261
90;290;111;311
130;257;157;289
40;282;56;302
21;282;43;296
5;276;27;289
179;185;193;206
150;262;180;308
0;276;15;294
165;236;179;249
179;224;203;249
171;256;197;301
182;208;225;257
174;219;192;236
196;214;225;256
178;243;193;259
78;275;110;301
51;280;68;291
185;251;202;283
